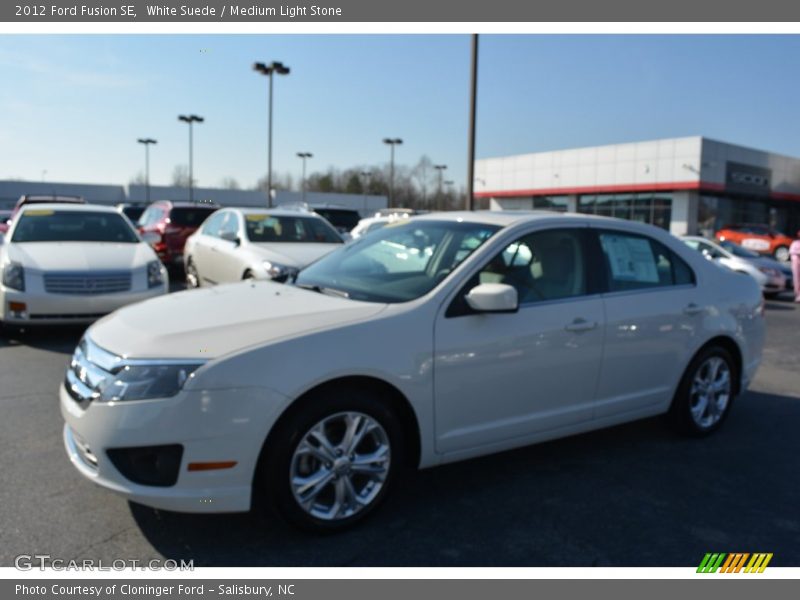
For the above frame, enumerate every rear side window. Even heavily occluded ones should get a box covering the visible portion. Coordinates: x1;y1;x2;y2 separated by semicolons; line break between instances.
598;231;694;292
170;207;218;227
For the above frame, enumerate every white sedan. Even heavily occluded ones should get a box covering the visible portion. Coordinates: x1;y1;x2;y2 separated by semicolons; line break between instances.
60;212;764;531
183;207;344;286
0;204;168;326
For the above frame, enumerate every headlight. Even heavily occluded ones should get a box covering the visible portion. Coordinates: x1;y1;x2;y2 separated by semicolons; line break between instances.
97;362;204;402
147;260;164;288
758;266;779;277
263;260;297;281
2;262;24;291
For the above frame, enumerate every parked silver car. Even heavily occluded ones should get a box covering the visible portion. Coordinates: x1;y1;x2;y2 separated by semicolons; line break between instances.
184;207;344;286
682;236;787;297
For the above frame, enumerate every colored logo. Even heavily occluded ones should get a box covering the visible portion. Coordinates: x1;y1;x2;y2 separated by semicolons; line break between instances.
697;553;773;573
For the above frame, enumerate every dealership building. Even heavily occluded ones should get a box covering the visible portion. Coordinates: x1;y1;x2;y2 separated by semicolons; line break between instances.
474;136;800;238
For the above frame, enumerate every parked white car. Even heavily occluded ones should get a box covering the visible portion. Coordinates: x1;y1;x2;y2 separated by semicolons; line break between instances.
61;212;764;531
350;214;410;240
183;207;344;286
0;204;167;326
682;236;786;297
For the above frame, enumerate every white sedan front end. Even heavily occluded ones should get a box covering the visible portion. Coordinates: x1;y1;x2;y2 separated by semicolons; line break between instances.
0;205;168;325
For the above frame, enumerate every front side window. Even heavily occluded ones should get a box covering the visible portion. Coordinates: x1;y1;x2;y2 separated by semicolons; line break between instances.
219;213;240;238
295;220;499;303
476;228;586;304
11;210;140;243
599;231;694;292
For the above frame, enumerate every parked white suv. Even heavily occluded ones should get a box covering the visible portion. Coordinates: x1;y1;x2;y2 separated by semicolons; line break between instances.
61;212;764;531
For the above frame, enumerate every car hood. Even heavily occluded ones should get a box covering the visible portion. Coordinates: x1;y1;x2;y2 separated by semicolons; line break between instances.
5;242;154;271
750;257;788;274
88;281;387;360
248;242;341;268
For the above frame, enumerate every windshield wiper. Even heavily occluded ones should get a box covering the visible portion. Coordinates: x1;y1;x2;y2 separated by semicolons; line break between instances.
294;283;350;299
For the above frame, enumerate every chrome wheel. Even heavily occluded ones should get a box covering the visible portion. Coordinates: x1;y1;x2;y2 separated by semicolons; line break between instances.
290;411;391;521
774;246;790;262
689;356;731;429
186;261;200;288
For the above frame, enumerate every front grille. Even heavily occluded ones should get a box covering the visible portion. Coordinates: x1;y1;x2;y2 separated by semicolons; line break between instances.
64;337;121;406
44;272;132;295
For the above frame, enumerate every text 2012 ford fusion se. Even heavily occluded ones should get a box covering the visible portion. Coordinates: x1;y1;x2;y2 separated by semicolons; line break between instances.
60;212;765;531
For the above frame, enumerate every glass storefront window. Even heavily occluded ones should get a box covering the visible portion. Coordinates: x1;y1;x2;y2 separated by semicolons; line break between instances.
532;195;568;212
578;193;672;230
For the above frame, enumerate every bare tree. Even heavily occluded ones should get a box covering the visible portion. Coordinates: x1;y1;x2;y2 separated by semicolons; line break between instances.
219;177;240;190
129;171;147;186
171;165;192;188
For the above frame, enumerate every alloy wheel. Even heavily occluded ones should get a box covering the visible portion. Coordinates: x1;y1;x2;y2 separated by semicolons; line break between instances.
689;356;731;429
289;411;391;521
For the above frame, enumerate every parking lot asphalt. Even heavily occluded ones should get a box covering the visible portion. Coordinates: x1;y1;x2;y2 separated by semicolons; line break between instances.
1;281;799;568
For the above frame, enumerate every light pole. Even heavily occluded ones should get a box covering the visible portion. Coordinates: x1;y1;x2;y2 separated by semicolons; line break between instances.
137;138;157;203
434;164;447;211
296;152;313;204
383;138;402;208
254;61;291;207
178;115;203;202
466;34;478;211
360;171;372;199
443;180;454;211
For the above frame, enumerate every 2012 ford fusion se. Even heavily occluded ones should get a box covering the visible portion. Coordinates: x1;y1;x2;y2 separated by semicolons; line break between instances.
60;212;765;531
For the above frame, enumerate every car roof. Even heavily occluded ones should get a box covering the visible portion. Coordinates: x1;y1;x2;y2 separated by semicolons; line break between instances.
17;203;119;214
227;206;325;219
18;195;85;205
412;210;633;229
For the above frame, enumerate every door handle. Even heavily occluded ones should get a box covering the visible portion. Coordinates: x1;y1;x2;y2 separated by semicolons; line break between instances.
564;318;598;333
683;303;705;316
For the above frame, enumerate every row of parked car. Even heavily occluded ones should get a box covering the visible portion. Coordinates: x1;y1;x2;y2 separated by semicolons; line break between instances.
0;193;771;530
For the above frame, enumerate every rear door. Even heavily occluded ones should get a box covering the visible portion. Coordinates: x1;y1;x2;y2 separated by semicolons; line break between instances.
591;228;699;420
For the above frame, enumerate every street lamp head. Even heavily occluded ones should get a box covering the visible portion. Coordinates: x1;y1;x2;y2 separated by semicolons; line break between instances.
254;61;290;76
434;164;447;170
137;138;157;145
297;152;313;159
178;115;190;123
190;115;204;123
383;138;403;145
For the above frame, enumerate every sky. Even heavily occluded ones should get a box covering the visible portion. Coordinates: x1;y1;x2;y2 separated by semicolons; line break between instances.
3;34;800;191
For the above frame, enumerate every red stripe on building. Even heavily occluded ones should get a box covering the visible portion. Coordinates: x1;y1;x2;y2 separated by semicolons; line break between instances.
474;180;725;198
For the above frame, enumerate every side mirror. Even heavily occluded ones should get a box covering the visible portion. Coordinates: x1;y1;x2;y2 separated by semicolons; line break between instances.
141;232;161;245
465;283;518;313
220;230;240;245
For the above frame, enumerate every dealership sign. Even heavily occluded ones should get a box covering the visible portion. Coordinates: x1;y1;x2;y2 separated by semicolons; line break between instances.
726;162;771;195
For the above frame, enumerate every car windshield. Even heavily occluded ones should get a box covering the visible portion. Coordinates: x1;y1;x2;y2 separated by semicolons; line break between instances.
11;210;140;243
294;220;500;303
245;214;342;244
170;207;218;227
719;240;760;258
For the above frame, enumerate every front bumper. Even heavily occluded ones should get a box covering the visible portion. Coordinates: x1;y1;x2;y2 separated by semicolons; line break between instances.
60;382;289;513
0;284;167;325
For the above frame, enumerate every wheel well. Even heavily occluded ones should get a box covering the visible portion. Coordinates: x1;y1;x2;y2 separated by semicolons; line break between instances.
242;268;253;279
695;336;743;396
264;376;422;469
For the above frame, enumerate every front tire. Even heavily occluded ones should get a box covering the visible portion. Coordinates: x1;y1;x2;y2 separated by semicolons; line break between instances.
774;245;790;262
257;387;405;532
669;346;736;436
185;258;201;288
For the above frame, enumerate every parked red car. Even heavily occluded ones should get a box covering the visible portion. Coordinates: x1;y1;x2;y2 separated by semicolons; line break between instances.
715;223;794;262
137;200;219;267
0;194;85;235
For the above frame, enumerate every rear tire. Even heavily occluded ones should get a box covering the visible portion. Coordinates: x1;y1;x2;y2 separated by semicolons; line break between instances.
255;386;405;532
774;245;790;262
669;345;737;436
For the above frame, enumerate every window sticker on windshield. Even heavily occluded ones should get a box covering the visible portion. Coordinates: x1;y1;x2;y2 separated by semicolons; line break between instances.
601;234;659;283
246;214;268;221
384;219;409;228
24;209;54;216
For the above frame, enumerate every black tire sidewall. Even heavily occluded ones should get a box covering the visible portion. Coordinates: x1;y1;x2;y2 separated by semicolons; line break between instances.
670;346;737;436
258;387;405;532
